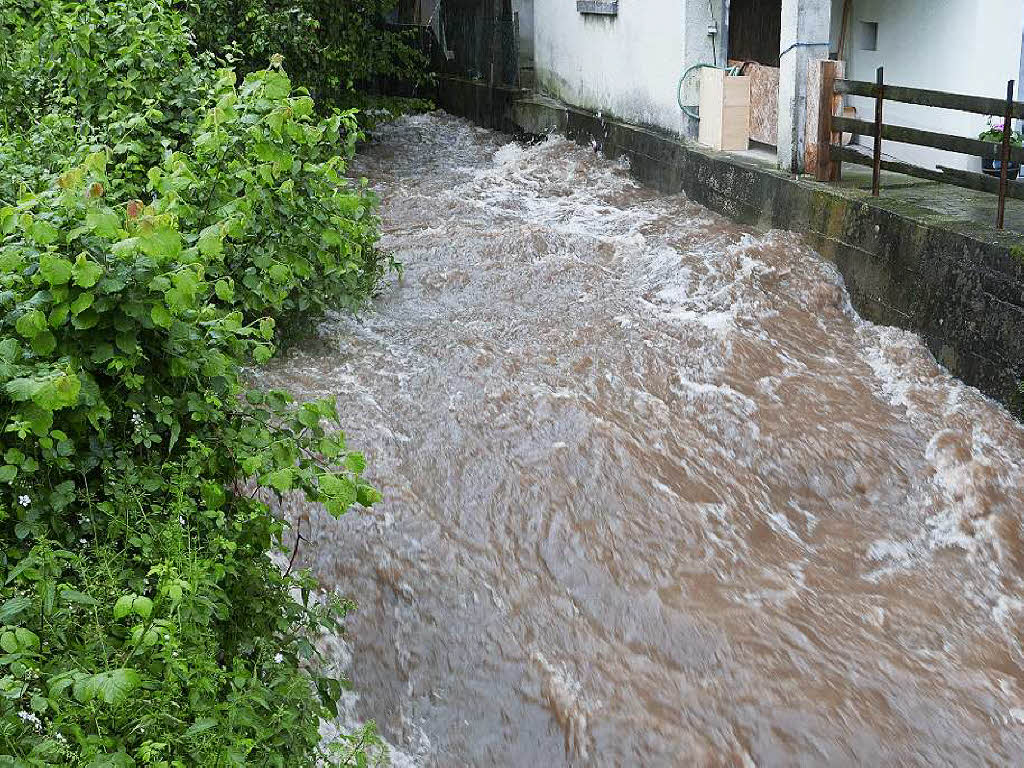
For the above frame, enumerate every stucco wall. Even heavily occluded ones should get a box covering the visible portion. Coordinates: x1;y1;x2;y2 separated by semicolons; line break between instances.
832;0;1024;171
533;0;725;135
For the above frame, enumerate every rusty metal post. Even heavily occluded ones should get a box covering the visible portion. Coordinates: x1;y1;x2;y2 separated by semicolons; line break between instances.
816;60;840;182
997;79;1015;230
872;67;884;197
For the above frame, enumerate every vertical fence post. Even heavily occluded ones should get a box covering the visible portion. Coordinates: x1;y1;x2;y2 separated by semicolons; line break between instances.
997;79;1015;230
816;60;840;182
872;66;884;197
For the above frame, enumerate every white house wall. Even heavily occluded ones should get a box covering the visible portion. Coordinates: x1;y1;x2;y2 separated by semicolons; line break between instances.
834;0;1024;171
533;0;723;134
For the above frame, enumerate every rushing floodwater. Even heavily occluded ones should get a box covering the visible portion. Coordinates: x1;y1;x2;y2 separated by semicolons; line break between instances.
264;113;1024;767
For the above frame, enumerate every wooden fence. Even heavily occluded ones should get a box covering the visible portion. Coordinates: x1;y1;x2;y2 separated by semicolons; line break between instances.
816;61;1022;229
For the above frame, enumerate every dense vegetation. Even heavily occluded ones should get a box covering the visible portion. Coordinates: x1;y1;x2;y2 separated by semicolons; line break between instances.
184;0;432;117
0;0;417;764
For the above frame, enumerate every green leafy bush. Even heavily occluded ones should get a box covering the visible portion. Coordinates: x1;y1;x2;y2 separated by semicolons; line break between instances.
184;0;432;110
0;0;219;190
146;66;387;336
0;1;393;765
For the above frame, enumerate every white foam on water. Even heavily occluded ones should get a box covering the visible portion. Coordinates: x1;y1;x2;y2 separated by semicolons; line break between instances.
266;552;428;767
316;628;430;768
273;113;1024;764
531;651;596;763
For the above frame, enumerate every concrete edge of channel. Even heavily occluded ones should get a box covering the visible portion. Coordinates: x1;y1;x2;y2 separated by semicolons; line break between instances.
436;75;1024;412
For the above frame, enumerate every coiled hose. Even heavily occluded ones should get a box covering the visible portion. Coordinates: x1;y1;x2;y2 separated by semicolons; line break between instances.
677;63;742;121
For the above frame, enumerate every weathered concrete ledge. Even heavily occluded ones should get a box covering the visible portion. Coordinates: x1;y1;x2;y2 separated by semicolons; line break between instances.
436;76;530;136
438;76;1024;410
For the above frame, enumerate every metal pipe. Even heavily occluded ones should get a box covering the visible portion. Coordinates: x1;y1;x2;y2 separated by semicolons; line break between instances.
722;0;731;64
872;67;884;196
998;79;1015;230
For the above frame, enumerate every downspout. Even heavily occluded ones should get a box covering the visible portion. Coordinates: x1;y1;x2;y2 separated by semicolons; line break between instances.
722;0;731;67
1018;4;1024;107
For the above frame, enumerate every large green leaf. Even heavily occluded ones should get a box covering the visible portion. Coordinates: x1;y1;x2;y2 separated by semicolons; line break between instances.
0;596;32;623
28;219;59;245
138;226;181;260
6;371;82;411
72;669;142;705
15;310;46;339
39;254;73;285
85;210;120;238
72;254;104;288
263;71;292;100
113;594;153;620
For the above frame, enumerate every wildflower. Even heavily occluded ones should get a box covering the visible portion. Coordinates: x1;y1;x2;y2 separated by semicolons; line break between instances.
274;652;284;663
17;495;30;508
270;53;284;69
17;710;41;730
131;412;144;429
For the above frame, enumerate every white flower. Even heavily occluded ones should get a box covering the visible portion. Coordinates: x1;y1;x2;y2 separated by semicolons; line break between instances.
17;495;30;508
79;538;88;544
17;710;41;730
55;733;67;745
131;412;144;429
273;652;284;663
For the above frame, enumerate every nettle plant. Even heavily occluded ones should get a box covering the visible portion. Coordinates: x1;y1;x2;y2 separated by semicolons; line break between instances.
0;63;389;767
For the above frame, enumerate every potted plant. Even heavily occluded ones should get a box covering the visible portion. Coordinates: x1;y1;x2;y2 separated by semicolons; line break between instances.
979;119;1023;179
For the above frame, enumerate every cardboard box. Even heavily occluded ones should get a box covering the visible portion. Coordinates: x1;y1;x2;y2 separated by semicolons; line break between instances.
698;68;751;152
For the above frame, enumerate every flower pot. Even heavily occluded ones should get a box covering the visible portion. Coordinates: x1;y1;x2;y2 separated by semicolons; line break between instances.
982;157;1020;180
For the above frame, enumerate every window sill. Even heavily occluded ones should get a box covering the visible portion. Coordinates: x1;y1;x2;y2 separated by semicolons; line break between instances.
577;1;618;15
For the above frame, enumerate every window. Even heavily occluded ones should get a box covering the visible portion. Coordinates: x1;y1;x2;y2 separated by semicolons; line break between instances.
857;21;878;51
577;1;618;15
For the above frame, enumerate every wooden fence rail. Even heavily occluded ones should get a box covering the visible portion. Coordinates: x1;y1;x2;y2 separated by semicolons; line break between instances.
834;79;1024;120
818;64;1023;229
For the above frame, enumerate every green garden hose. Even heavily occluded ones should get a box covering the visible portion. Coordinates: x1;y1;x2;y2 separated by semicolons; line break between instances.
677;63;742;121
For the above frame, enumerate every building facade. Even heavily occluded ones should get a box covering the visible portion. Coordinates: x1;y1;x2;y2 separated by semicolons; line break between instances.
518;0;1024;173
834;0;1024;171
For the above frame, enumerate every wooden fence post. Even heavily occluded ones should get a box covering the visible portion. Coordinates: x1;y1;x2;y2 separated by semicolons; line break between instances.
816;60;840;182
872;67;884;197
997;79;1015;230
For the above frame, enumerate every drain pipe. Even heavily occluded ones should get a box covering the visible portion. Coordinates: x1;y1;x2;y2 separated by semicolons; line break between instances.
721;0;730;66
1018;20;1024;131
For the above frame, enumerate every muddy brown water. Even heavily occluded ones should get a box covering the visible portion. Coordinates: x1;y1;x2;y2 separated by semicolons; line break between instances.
262;113;1024;767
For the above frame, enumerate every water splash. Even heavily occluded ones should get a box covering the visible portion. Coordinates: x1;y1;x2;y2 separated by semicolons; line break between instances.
262;113;1024;767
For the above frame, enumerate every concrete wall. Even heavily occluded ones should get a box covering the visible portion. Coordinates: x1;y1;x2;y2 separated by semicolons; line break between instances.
532;0;726;136
832;0;1024;171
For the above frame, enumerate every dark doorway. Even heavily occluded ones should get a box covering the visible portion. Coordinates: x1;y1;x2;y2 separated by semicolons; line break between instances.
728;0;783;67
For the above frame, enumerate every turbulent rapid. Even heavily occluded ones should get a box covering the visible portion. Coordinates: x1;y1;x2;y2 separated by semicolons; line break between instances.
263;113;1024;767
